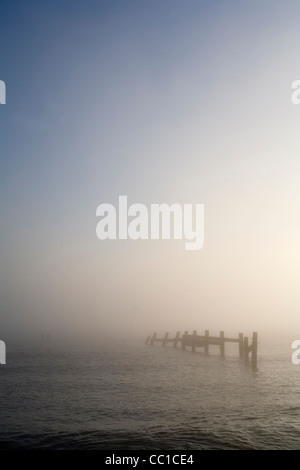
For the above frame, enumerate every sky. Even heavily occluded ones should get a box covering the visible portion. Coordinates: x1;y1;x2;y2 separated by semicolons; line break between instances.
0;0;300;339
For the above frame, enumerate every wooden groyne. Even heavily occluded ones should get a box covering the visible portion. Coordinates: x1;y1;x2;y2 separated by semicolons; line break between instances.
145;330;258;369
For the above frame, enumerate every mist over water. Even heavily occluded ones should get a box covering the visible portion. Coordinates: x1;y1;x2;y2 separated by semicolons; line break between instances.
1;0;300;342
0;335;299;450
1;0;300;450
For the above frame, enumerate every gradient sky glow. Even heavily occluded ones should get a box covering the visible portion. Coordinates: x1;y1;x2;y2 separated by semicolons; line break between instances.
1;0;300;338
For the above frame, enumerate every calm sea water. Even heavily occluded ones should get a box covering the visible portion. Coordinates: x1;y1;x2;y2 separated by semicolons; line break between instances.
0;334;299;450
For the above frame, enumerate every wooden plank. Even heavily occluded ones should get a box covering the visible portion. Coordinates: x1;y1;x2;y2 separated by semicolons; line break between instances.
252;332;258;369
192;330;197;352
244;336;249;362
153;338;173;343
220;330;225;357
181;330;188;350
184;336;219;346
150;332;157;346
239;333;244;357
183;335;239;343
162;332;169;346
173;331;180;348
146;330;257;367
204;329;209;355
184;340;205;347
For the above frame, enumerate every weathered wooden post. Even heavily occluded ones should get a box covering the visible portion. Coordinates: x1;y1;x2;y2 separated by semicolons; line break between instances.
252;332;258;369
145;329;258;367
162;332;169;346
220;330;225;357
192;330;197;352
150;332;157;346
239;333;244;358
181;330;188;350
205;329;209;355
173;331;180;348
244;336;249;362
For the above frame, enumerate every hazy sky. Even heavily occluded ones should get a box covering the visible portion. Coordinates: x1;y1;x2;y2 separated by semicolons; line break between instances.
0;0;300;338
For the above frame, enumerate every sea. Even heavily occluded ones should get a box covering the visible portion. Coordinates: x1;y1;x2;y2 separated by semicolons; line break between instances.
0;333;299;450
